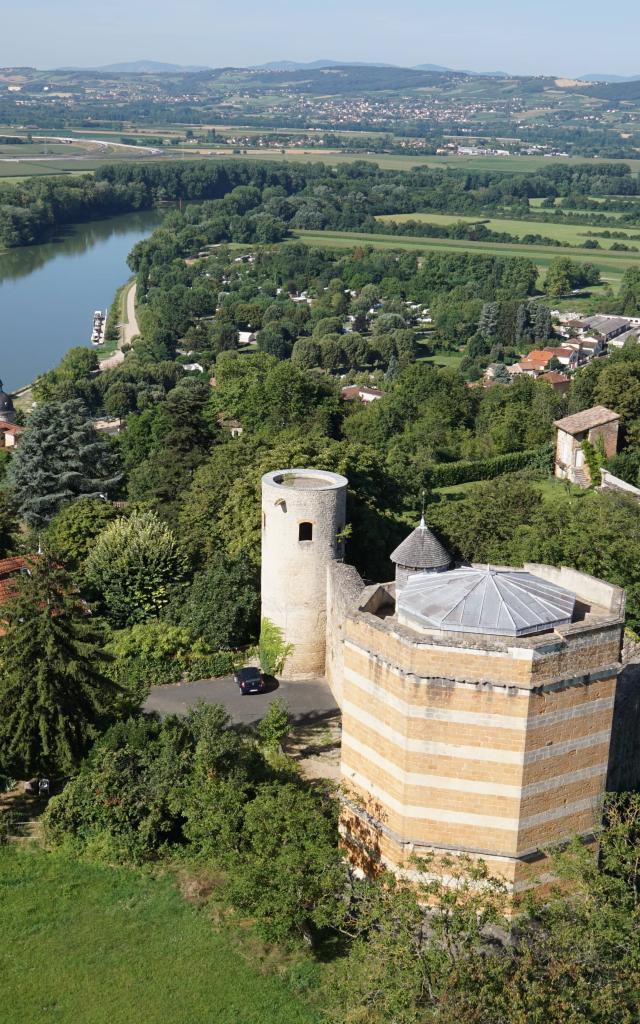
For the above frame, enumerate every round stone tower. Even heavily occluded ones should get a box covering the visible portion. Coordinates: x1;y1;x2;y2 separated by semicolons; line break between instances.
261;468;348;679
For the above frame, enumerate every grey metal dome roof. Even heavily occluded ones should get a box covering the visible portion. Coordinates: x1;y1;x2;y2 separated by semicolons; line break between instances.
390;517;451;572
397;566;576;637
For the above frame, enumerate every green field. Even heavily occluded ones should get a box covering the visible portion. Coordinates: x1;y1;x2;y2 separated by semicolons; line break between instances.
293;228;640;287
2;147;640;179
376;211;640;248
0;846;317;1024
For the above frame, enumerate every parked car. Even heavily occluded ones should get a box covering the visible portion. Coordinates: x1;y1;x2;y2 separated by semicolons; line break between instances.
234;666;266;695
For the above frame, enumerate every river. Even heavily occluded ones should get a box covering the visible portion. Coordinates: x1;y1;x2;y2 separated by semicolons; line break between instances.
0;208;165;391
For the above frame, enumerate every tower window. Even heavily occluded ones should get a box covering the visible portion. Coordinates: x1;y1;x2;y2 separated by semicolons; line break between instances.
299;522;313;542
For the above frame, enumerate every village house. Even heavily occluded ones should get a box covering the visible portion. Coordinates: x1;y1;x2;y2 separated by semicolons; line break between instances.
237;332;257;346
0;420;23;448
539;370;571;395
341;384;383;404
554;405;620;486
581;315;630;343
216;414;243;438
511;346;579;377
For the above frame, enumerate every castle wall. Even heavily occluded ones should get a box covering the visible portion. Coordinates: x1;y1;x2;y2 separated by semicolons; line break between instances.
325;561;366;707
339;577;624;901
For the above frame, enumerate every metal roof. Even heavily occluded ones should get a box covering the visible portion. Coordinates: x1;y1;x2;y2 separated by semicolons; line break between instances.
397;566;576;637
390;518;451;572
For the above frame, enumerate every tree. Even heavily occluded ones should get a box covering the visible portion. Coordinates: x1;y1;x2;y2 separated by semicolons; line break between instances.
45;498;118;571
229;782;345;945
291;336;321;370
545;257;574;297
477;302;499;340
258;617;294;676
516;302;532;343
533;303;552;342
168;552;260;650
0;490;18;558
619;267;640;316
8;399;122;527
32;347;99;405
43;714;194;863
256;699;291;751
0;554;116;778
84;510;186;625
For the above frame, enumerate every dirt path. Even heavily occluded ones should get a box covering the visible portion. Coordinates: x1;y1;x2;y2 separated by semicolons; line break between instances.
122;280;139;347
99;281;138;371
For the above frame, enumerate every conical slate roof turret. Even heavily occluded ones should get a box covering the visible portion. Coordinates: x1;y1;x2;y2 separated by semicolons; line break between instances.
391;517;451;591
0;380;15;424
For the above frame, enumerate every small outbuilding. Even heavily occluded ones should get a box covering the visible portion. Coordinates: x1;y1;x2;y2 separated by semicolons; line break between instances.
554;405;620;486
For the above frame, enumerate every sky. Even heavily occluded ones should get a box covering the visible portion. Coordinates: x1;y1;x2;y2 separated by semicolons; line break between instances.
2;0;639;78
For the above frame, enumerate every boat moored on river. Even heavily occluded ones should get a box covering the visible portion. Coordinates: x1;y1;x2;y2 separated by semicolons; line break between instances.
91;309;106;345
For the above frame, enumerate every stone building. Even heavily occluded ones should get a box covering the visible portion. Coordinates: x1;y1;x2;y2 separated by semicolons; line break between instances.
554;405;620;486
261;468;348;679
261;468;628;903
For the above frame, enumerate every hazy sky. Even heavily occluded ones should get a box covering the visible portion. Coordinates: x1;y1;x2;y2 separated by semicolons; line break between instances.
2;0;639;77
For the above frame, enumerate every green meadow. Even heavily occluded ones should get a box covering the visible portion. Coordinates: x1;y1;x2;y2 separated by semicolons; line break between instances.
293;228;640;288
376;211;640;248
0;846;318;1024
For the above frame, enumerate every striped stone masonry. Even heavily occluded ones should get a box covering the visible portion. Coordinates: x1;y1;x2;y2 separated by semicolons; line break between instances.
335;564;625;901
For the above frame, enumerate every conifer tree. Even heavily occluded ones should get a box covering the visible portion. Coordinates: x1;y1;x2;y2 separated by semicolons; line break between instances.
516;302;531;343
477;302;499;340
0;553;116;777
8;399;122;527
533;304;553;342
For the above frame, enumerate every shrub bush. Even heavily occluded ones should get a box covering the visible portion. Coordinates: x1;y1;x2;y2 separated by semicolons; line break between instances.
425;445;553;488
107;621;238;695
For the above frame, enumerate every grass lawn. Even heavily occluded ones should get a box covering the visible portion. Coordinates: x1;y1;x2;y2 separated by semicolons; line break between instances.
293;228;640;289
376;211;640;248
420;351;465;369
0;846;318;1024
433;475;590;502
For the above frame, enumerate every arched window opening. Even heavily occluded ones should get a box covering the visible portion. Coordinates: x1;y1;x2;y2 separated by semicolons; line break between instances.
299;522;313;542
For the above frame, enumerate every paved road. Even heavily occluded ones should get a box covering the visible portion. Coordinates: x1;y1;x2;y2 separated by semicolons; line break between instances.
145;675;339;727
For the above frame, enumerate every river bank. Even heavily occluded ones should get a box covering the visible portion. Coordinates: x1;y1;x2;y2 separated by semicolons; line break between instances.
0;208;163;392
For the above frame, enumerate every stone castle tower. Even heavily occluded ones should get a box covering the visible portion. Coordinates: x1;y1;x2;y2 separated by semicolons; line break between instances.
260;468;348;679
260;467;628;903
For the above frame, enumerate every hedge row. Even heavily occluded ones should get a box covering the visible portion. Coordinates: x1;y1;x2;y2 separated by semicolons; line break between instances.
427;445;553;488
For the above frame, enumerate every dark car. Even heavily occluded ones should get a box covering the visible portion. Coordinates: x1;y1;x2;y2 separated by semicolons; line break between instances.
234;666;266;695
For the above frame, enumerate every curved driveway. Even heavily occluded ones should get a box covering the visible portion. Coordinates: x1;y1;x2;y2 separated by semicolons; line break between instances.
145;675;339;728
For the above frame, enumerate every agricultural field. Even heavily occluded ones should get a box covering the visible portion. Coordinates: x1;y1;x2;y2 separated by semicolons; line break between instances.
0;846;318;1024
293;228;640;288
2;144;640;180
376;211;640;247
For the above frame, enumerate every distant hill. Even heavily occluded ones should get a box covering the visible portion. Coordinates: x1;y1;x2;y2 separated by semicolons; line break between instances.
579;73;640;83
413;63;510;77
572;78;640;100
254;59;396;71
57;60;212;73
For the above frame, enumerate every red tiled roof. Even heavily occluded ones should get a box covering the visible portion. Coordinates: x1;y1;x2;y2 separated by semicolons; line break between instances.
541;371;570;384
341;385;383;400
0;556;27;608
